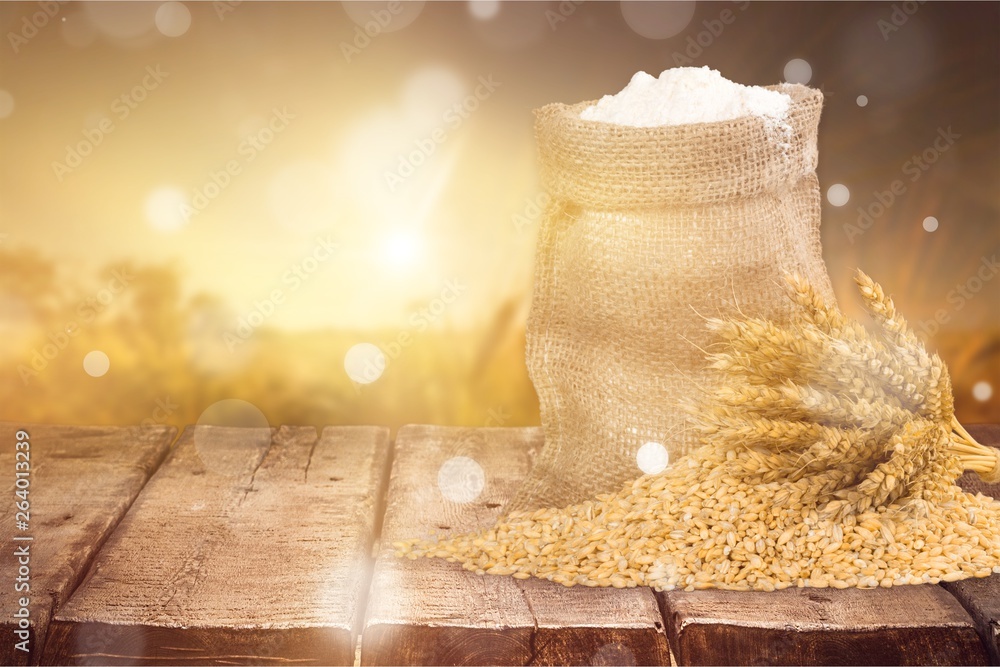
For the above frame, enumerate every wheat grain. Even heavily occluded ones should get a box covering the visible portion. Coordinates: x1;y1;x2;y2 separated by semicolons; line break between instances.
395;272;1000;591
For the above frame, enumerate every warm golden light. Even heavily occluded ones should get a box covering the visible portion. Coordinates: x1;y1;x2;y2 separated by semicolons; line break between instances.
0;1;994;432
379;229;423;272
145;186;190;233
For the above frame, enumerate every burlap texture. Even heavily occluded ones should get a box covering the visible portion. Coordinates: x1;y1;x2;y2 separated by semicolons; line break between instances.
509;83;836;513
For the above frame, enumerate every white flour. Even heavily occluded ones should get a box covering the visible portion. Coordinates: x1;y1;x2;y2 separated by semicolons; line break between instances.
580;67;792;131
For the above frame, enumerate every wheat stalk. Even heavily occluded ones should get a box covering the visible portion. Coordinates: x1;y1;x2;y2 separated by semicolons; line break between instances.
395;270;1000;592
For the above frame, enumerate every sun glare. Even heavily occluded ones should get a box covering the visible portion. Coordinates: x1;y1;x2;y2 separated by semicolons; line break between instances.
380;229;423;271
145;186;190;233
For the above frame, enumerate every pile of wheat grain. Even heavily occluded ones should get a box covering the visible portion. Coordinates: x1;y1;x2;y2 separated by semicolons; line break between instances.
396;272;1000;591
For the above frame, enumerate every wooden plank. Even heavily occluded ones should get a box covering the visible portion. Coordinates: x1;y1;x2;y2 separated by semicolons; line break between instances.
946;423;1000;665
41;424;391;666
658;422;1000;666
942;576;1000;666
361;425;670;666
657;585;988;666
0;422;175;666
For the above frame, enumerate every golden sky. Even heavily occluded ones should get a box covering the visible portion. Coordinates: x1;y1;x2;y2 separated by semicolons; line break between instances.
0;2;996;427
1;1;997;333
2;1;551;330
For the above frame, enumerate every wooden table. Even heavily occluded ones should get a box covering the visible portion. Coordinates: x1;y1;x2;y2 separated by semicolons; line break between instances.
362;426;670;665
0;424;175;666
42;425;390;666
944;425;1000;666
4;421;999;665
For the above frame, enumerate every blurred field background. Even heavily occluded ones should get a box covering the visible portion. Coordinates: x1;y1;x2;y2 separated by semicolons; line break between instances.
0;1;996;432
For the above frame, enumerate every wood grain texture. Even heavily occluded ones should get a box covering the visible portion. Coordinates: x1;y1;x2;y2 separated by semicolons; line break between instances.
942;576;1000;666
947;424;1000;665
657;585;988;666
361;425;670;666
0;422;175;666
42;425;390;666
657;421;1000;666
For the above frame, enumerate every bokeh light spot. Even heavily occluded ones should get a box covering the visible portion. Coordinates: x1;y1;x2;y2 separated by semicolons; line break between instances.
196;399;269;428
344;343;386;384
856;94;869;107
0;90;14;119
471;1;547;49
620;1;695;39
973;381;993;402
75;623;147;665
194;399;271;476
60;10;99;48
826;184;850;207
922;216;939;232
438;456;485;503
783;58;813;85
155;2;191;37
402;66;467;131
84;2;158;39
83;350;110;377
592;642;637;666
145;186;190;232
380;229;423;271
468;0;500;20
636;441;669;475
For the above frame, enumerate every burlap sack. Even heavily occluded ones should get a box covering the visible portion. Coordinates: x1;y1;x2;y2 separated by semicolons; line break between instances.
509;84;836;513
